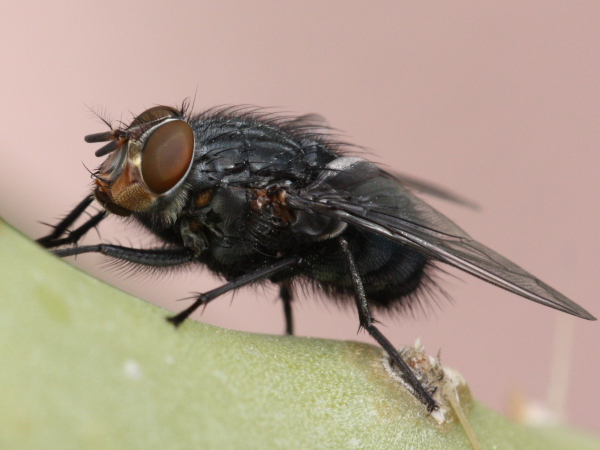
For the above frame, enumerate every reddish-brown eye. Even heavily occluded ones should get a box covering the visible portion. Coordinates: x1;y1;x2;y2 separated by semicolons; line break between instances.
141;120;194;194
129;105;178;129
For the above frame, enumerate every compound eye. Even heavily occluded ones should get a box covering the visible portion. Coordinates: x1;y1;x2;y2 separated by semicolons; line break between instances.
129;105;178;129
141;120;194;194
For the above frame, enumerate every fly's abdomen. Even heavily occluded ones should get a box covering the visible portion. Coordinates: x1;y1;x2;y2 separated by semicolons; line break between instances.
305;229;430;311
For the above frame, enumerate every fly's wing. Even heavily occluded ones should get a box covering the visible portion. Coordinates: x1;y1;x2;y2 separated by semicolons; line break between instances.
382;170;480;209
284;113;331;135
287;113;478;208
287;156;595;320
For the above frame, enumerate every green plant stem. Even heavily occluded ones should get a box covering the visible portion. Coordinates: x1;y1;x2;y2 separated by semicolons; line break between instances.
0;218;597;449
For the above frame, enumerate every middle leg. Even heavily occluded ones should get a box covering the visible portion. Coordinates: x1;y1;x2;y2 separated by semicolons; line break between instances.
279;281;294;335
168;256;302;327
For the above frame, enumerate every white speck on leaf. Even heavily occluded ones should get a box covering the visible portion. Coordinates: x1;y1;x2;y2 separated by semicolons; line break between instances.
346;437;360;448
213;370;228;383
124;359;143;380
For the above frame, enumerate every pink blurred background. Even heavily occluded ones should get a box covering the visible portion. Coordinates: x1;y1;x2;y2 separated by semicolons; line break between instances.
1;1;598;432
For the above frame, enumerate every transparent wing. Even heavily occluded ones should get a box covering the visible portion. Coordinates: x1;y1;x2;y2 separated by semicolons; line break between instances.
287;113;478;208
287;156;595;320
382;170;480;209
284;113;330;135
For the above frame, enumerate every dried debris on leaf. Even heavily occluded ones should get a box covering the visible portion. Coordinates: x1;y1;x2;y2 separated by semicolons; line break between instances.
382;340;481;450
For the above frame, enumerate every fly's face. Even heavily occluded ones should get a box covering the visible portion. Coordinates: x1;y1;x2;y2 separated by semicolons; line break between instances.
86;106;195;216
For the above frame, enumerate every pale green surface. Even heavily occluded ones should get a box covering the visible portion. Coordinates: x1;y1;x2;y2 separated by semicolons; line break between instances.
0;218;598;449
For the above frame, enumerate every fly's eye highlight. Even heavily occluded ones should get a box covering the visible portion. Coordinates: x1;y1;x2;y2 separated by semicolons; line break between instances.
129;105;178;129
141;120;195;194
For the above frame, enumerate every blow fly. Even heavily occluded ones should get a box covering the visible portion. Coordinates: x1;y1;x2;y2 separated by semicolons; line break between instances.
37;102;596;411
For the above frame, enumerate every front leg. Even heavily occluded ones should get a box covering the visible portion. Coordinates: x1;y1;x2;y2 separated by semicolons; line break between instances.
37;195;106;249
40;211;107;249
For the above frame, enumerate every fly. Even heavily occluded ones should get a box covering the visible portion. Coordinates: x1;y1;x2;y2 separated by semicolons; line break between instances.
37;102;596;412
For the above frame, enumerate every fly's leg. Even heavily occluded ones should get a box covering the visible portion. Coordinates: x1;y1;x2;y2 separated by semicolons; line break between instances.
168;257;302;327
55;244;300;330
338;237;438;412
280;281;294;335
38;195;93;244
53;244;197;266
37;195;105;248
40;211;106;249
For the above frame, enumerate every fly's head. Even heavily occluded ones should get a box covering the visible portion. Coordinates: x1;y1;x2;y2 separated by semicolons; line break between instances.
86;105;196;225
